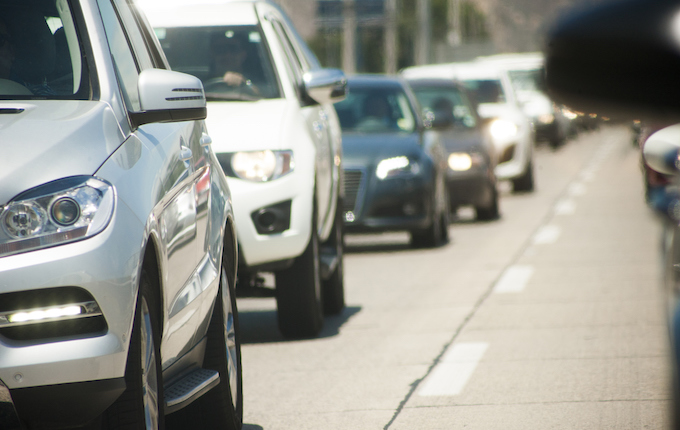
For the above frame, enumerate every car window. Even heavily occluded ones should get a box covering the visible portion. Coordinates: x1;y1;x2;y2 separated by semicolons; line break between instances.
461;79;506;104
335;86;417;133
98;0;141;111
154;25;280;101
412;87;477;128
0;0;91;99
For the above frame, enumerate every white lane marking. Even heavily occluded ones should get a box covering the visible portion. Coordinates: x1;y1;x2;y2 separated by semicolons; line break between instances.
419;342;489;397
554;198;576;215
568;183;587;196
493;265;535;293
532;225;561;244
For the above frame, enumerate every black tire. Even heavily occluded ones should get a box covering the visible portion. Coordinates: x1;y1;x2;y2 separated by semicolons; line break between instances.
475;186;500;221
411;190;445;248
322;204;345;316
275;207;324;338
103;272;164;430
512;160;535;192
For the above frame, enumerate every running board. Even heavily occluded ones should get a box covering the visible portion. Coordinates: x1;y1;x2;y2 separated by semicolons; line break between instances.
164;368;220;414
320;249;339;280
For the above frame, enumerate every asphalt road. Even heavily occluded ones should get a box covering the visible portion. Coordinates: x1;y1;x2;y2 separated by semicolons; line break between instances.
236;124;670;430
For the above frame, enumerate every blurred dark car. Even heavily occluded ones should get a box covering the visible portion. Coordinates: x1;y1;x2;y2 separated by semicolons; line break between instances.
407;78;500;220
335;75;450;247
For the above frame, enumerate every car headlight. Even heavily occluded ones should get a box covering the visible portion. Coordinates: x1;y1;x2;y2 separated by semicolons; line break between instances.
230;150;294;182
488;119;519;141
0;176;115;257
376;156;420;180
538;114;555;124
448;152;485;171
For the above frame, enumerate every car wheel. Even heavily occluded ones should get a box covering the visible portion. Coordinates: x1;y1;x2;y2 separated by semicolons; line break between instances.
103;271;164;430
322;203;345;316
475;185;500;221
512;160;535;192
275;203;324;338
411;191;444;248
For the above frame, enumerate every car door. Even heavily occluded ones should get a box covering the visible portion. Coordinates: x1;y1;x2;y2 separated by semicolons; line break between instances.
99;0;209;366
266;10;335;238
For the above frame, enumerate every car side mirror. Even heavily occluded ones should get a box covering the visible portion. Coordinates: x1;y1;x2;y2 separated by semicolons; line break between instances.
303;68;348;105
643;124;680;176
130;69;207;127
544;0;680;120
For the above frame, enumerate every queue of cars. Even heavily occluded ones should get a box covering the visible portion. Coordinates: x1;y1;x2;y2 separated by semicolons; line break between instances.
0;0;584;427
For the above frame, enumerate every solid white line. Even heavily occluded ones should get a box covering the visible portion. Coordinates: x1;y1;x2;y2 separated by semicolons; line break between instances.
493;265;535;293
532;225;561;244
554;198;576;215
419;343;489;397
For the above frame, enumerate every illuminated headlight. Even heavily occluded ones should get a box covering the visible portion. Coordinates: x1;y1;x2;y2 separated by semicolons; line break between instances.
376;156;420;180
489;119;519;141
0;301;102;327
0;177;115;257
448;152;484;172
538;114;555;124
562;108;579;120
231;150;294;182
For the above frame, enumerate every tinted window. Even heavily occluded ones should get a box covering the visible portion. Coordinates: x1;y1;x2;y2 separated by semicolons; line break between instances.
461;79;506;104
0;0;91;99
335;85;417;133
155;25;280;100
412;86;477;128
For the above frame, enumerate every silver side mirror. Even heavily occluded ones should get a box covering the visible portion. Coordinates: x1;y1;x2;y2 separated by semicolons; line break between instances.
132;69;207;126
643;124;680;176
303;69;347;105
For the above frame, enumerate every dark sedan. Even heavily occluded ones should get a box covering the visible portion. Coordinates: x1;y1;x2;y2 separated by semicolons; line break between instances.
335;75;450;247
407;78;500;220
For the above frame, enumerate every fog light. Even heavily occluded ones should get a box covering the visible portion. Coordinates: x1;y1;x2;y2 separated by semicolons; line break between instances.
9;305;82;323
345;211;355;222
0;301;102;327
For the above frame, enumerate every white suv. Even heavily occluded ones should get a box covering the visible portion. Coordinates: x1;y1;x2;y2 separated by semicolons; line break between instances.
143;0;347;338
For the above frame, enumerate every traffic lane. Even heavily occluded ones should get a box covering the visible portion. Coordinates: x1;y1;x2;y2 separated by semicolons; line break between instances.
392;127;669;429
237;126;641;430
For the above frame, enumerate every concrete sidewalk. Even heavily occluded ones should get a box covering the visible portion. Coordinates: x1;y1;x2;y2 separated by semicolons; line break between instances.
392;128;671;429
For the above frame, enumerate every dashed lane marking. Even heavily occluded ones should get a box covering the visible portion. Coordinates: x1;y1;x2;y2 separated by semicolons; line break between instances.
418;342;489;397
493;265;535;293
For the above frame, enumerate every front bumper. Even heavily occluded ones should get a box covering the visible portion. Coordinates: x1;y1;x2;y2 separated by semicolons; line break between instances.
446;168;494;208
0;199;143;426
343;168;434;233
227;172;313;268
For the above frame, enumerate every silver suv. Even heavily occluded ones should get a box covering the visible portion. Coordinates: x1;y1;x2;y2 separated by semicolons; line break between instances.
0;0;242;429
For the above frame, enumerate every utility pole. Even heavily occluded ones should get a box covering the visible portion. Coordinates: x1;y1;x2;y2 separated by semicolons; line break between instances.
415;0;431;65
342;0;357;74
384;0;398;74
447;0;462;47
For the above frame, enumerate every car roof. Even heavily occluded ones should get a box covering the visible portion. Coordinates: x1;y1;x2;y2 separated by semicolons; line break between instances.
404;77;464;90
140;0;263;27
402;62;504;81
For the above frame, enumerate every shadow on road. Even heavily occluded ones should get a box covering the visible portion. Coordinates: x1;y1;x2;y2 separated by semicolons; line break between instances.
239;305;361;344
344;241;413;254
243;424;264;430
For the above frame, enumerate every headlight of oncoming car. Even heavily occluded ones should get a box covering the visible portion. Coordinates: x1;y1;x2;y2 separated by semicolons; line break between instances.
538;114;555;124
448;152;485;171
488;119;519;141
0;176;115;257
376;156;420;180
230;150;294;182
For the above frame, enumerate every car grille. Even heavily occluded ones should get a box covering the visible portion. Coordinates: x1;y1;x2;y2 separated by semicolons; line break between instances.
343;169;364;214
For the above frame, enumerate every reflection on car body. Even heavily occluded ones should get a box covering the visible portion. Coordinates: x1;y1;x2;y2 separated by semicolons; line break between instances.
336;75;450;248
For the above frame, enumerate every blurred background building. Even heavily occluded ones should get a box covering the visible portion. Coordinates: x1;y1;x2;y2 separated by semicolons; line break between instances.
275;0;599;74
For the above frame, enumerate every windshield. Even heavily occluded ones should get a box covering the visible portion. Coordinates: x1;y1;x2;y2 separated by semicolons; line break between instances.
335;86;417;133
0;0;90;100
461;79;505;104
508;69;545;93
154;25;280;101
412;87;477;129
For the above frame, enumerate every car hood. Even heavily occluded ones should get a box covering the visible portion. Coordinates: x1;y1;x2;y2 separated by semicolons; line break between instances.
341;132;424;168
204;99;296;153
0;101;124;205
